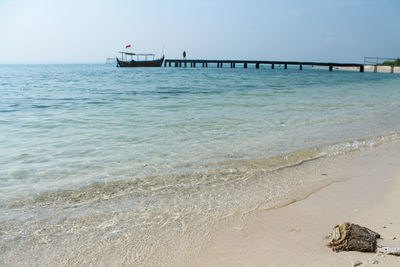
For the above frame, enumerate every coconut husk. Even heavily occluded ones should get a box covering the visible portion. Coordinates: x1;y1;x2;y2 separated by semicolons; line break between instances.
327;222;380;252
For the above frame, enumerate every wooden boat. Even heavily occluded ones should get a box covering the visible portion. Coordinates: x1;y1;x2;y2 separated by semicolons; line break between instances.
116;51;164;67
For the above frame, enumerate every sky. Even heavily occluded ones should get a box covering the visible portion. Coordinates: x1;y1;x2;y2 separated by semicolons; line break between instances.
0;0;399;64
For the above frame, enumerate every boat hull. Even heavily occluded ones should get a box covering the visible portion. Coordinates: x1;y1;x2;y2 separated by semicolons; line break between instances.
116;56;164;67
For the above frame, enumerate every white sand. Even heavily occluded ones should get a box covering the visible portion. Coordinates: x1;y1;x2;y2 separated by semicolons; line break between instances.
336;65;400;73
189;141;400;266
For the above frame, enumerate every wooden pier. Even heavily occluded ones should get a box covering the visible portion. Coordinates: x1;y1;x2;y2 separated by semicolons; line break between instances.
164;59;365;72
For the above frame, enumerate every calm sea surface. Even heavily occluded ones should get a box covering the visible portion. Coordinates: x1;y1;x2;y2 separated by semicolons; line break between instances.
0;64;399;265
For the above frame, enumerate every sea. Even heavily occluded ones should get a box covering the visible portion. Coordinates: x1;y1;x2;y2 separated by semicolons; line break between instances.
0;64;399;265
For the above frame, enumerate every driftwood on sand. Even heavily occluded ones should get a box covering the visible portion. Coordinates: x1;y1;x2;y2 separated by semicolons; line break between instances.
327;222;380;252
377;246;400;256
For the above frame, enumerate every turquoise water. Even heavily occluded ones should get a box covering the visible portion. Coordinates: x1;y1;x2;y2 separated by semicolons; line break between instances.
1;64;399;202
0;64;399;265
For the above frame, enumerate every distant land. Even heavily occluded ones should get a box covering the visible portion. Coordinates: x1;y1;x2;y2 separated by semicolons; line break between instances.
380;58;400;66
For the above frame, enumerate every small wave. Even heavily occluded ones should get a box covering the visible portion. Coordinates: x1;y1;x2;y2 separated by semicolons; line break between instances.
156;90;191;95
241;84;256;88
31;104;51;109
223;132;400;169
86;101;107;105
8;132;399;209
124;91;138;95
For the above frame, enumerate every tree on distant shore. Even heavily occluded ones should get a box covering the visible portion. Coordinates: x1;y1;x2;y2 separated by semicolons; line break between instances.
380;58;400;66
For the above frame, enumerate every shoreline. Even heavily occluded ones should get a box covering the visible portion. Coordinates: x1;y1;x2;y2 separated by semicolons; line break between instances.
1;138;400;266
190;141;400;266
332;65;400;73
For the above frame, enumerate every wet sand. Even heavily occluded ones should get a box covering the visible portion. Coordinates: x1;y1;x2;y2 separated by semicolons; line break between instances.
190;141;400;266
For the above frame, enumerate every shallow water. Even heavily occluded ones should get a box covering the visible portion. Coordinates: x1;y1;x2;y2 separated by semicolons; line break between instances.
0;64;399;265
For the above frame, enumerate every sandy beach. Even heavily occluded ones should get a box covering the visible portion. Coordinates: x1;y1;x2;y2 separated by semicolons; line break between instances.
190;141;400;266
336;65;400;73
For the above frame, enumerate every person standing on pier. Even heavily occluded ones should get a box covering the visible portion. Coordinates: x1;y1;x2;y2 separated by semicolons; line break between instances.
183;51;186;59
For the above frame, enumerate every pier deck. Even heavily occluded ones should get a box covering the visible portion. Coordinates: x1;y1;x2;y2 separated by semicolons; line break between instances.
164;59;365;72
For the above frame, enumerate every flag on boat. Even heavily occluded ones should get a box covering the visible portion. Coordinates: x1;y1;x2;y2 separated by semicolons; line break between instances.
126;44;131;48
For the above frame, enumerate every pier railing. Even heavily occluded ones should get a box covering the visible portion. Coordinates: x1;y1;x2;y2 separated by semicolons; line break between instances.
164;59;365;72
363;57;398;73
363;57;397;66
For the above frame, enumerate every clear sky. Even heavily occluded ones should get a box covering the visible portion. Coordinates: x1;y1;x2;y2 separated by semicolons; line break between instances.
0;0;399;64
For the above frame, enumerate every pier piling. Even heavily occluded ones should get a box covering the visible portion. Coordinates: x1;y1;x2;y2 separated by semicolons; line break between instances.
244;63;247;68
